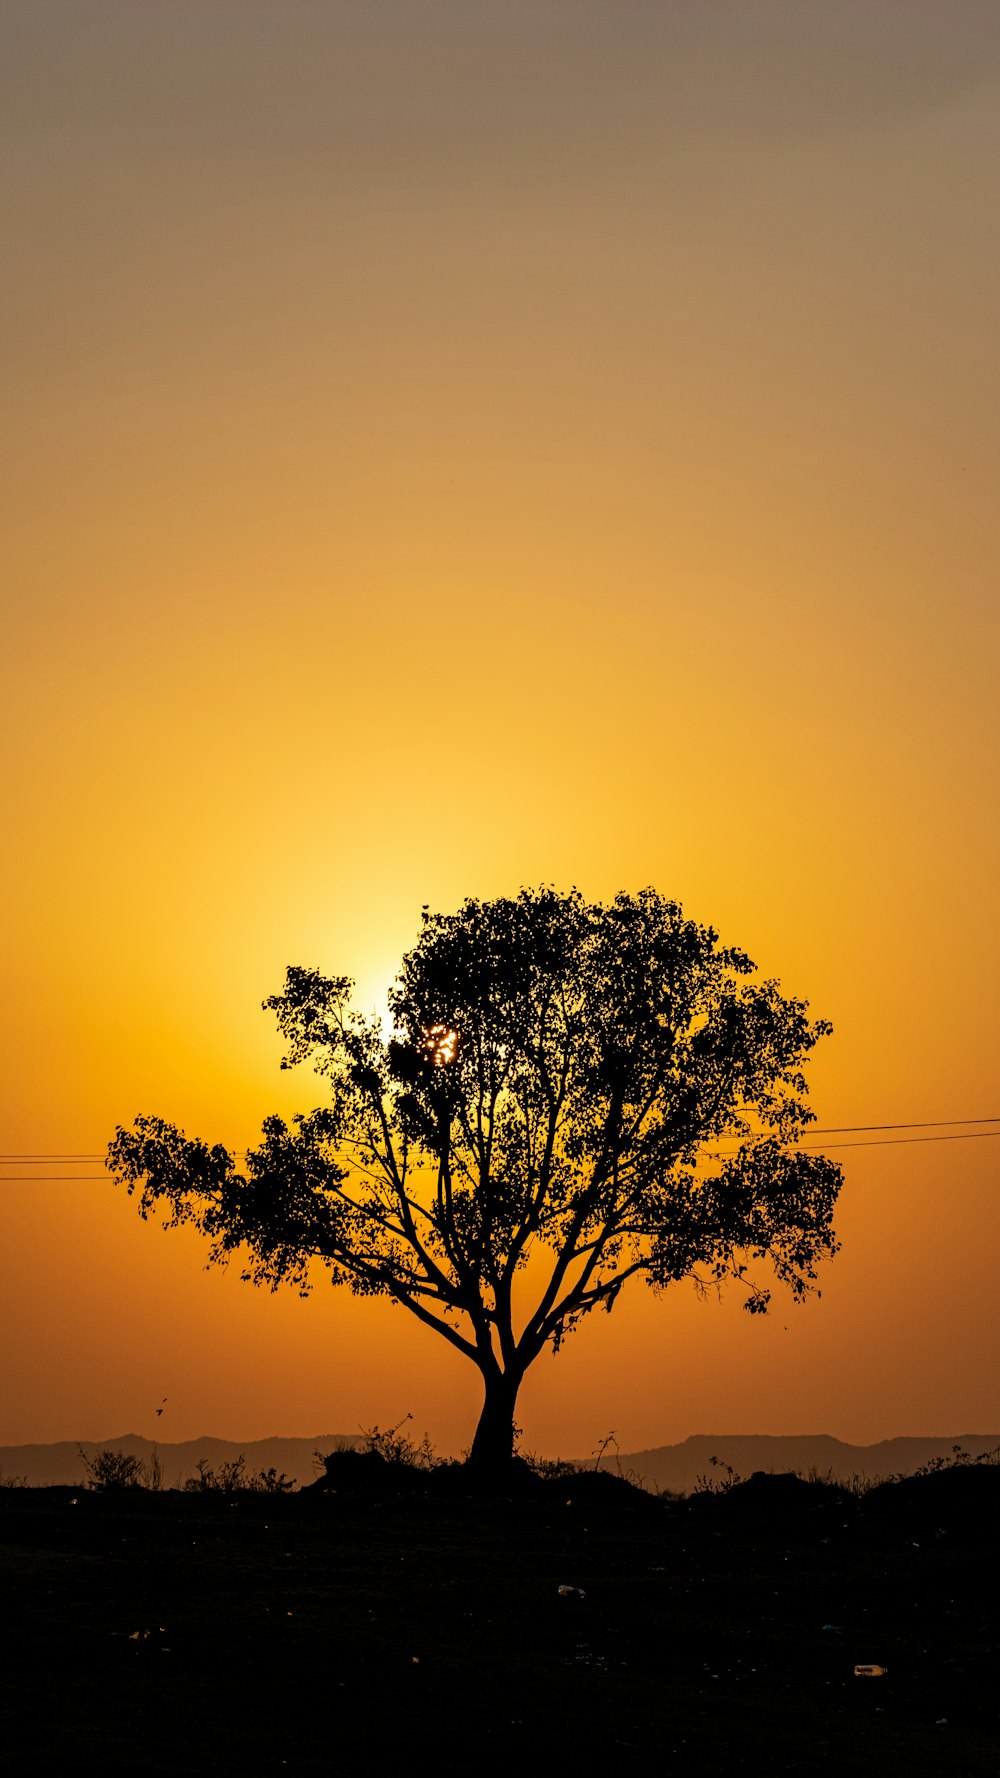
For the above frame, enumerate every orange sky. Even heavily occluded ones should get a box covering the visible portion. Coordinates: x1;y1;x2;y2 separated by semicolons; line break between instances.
2;2;998;1456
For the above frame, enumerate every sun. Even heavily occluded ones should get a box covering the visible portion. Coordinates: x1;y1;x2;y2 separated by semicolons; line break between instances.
422;1024;460;1066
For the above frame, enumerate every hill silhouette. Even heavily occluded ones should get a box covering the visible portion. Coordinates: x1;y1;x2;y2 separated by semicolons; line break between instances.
3;1430;998;1490
0;1434;356;1489
617;1432;1000;1493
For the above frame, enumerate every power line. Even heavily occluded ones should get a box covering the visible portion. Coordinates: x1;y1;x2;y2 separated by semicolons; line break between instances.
2;1127;1000;1179
808;1116;1000;1135
2;1113;999;1163
1;1115;998;1184
799;1130;1000;1152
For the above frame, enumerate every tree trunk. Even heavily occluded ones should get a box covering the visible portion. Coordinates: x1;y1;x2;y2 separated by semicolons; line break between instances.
466;1366;522;1473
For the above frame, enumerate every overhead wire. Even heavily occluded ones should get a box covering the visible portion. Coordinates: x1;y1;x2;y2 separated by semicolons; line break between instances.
3;1112;1000;1164
809;1116;1000;1134
0;1115;999;1178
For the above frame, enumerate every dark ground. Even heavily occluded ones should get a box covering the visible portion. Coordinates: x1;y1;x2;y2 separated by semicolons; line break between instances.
1;1464;997;1776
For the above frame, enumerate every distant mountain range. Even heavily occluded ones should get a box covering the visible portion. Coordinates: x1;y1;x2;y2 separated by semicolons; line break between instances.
0;1434;355;1490
2;1430;998;1491
615;1433;1000;1495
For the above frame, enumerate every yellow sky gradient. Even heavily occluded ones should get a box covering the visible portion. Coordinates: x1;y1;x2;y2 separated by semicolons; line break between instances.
2;2;998;1455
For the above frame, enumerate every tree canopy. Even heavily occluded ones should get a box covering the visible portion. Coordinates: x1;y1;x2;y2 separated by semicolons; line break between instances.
107;887;842;1469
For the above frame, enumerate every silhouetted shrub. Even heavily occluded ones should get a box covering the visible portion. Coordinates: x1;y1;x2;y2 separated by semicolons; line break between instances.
692;1454;746;1495
79;1447;149;1491
358;1413;438;1468
183;1455;295;1493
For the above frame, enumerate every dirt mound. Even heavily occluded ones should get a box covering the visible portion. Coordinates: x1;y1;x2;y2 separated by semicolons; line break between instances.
688;1468;854;1532
304;1448;426;1497
539;1466;661;1512
863;1462;1000;1538
305;1449;549;1500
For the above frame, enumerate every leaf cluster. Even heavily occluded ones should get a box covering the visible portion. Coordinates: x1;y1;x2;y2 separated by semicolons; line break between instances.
107;887;842;1374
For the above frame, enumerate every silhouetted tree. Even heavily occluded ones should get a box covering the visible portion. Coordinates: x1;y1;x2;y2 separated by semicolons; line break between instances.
108;889;842;1472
